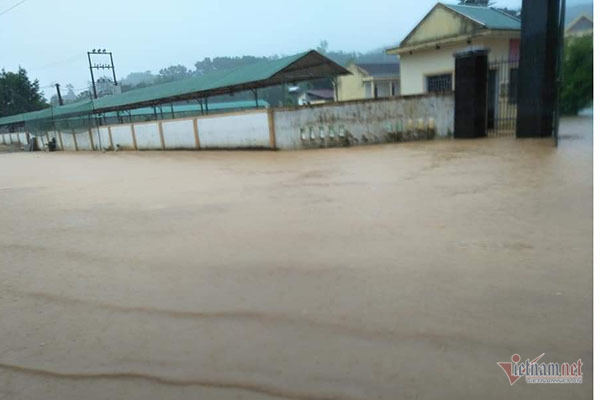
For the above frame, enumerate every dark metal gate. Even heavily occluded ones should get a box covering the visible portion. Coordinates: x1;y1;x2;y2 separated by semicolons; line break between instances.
487;58;519;137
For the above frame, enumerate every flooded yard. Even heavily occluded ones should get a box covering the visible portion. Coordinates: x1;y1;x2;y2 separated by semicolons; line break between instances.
0;117;592;399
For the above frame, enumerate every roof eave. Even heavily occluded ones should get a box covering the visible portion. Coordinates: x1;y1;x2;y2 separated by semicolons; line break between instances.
387;29;520;55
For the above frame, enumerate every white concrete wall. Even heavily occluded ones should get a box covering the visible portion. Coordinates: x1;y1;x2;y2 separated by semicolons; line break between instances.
198;112;270;149
400;37;513;95
133;122;162;150
65;112;271;151
94;127;111;151
162;119;196;149
7;98;452;153
111;125;135;150
273;93;454;150
60;132;76;151
76;130;93;151
0;132;28;145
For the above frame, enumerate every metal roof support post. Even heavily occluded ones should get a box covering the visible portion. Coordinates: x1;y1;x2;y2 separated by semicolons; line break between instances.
205;98;209;115
159;105;164;120
252;89;259;109
194;99;203;115
50;107;57;146
170;103;176;119
92;113;102;151
128;110;133;123
153;106;158;121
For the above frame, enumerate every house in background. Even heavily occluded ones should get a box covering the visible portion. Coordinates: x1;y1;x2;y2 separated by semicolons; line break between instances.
565;13;593;37
386;3;521;96
335;62;400;101
297;89;334;105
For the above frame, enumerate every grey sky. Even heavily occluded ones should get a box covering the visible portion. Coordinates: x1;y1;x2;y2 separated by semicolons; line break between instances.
0;0;590;98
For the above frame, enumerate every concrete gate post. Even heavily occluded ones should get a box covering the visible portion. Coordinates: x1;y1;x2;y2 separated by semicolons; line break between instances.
516;0;562;138
453;47;489;139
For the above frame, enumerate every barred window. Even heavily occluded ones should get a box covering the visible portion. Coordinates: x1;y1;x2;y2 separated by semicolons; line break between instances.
427;74;452;93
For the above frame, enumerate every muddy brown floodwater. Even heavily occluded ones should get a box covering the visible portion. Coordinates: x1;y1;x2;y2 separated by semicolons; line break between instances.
0;117;592;400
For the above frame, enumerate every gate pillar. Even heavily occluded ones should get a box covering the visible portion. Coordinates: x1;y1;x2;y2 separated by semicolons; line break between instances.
516;0;563;138
454;47;489;139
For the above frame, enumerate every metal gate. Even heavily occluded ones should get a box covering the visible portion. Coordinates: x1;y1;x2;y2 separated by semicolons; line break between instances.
487;58;519;137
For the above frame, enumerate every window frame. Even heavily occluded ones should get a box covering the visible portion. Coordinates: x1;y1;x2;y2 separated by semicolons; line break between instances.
425;72;453;93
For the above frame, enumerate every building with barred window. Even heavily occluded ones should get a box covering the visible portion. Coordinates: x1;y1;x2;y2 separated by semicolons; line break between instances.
386;3;521;96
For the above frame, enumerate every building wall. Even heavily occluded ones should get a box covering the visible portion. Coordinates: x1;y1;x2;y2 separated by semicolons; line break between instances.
337;65;400;101
405;4;479;46
336;64;367;101
400;37;513;95
273;93;454;150
373;79;399;98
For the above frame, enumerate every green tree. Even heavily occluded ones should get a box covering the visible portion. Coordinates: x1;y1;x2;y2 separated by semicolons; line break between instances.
0;67;47;117
560;35;593;115
156;65;192;83
459;0;492;5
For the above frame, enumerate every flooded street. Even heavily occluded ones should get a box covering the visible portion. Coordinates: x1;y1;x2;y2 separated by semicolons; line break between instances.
0;117;592;399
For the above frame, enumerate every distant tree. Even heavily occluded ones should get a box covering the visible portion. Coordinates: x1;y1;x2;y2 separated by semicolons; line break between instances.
317;40;329;54
120;71;156;87
157;65;192;83
194;55;277;76
494;7;520;17
76;90;92;101
0;67;47;117
560;34;593;115
459;0;492;6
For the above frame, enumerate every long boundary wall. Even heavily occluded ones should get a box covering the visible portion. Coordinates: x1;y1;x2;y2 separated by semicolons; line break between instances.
0;93;453;151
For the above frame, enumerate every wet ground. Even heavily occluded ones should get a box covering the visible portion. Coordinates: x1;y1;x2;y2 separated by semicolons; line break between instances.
0;117;592;399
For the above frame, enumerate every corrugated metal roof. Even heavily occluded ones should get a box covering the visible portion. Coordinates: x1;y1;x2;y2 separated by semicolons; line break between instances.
444;4;521;30
0;50;348;127
54;101;270;123
101;101;269;118
305;89;334;99
355;63;399;77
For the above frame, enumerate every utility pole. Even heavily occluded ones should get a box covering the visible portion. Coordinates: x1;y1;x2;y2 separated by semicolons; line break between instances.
55;84;64;106
87;49;118;99
87;52;97;99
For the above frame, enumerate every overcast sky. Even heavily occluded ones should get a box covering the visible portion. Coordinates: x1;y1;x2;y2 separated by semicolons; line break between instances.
0;0;591;99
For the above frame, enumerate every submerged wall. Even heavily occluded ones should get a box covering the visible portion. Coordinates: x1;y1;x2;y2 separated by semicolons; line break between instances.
0;93;454;151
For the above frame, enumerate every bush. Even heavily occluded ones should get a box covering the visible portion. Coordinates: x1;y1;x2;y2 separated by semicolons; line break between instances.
560;35;593;115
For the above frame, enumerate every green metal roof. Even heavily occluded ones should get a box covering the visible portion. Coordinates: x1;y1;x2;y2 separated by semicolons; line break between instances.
0;50;347;127
444;4;521;30
93;100;269;119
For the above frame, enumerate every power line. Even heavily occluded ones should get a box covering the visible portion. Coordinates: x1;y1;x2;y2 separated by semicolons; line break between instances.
29;53;82;72
0;0;27;17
